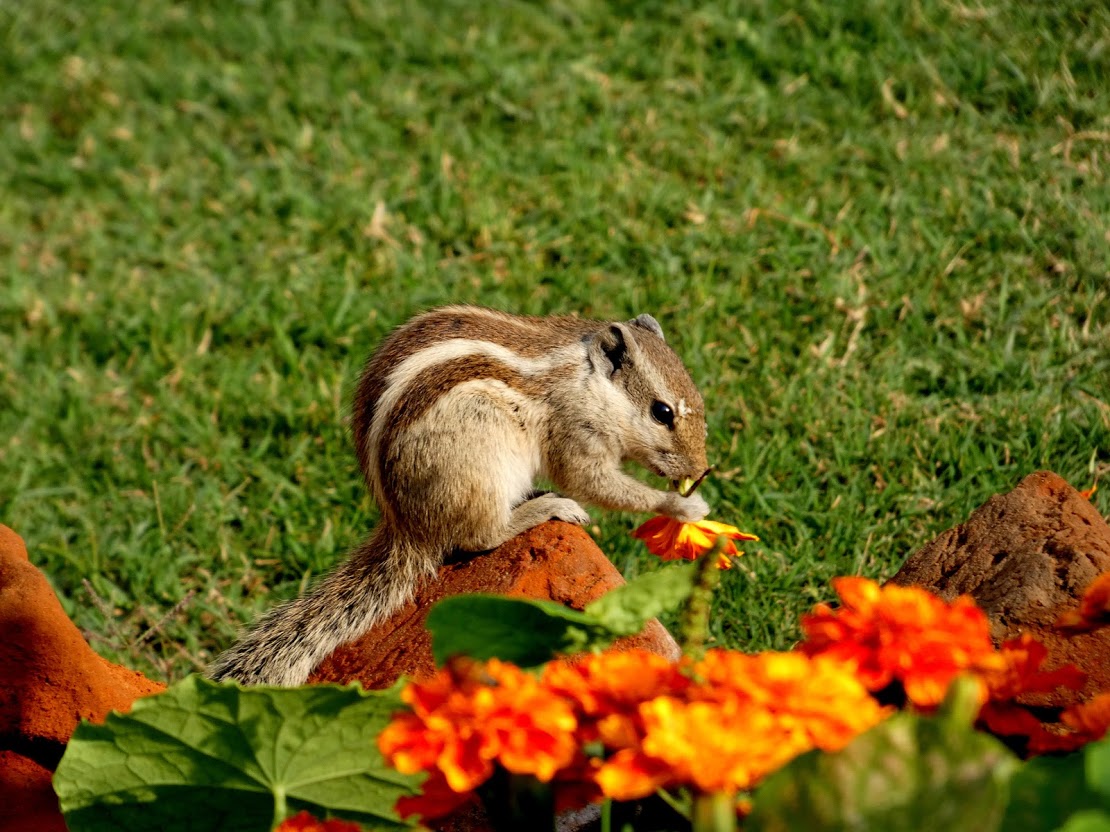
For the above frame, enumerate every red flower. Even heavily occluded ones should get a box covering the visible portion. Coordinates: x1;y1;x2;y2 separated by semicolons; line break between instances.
275;811;362;832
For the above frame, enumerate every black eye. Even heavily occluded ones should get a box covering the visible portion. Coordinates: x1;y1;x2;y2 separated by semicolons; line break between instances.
651;400;675;428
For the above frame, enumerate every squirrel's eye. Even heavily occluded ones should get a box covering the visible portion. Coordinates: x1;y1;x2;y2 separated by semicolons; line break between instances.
651;400;675;429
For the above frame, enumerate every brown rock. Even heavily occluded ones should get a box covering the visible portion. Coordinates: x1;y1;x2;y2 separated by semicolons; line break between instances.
309;521;681;688
0;750;67;832
890;471;1110;705
0;524;165;769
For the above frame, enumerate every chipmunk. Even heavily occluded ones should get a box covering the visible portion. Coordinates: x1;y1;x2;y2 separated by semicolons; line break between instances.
207;305;710;686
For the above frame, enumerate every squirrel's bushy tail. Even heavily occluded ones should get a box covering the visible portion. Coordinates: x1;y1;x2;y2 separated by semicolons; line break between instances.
207;527;439;687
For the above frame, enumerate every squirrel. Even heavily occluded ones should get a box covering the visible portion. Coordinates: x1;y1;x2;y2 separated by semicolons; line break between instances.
207;305;710;686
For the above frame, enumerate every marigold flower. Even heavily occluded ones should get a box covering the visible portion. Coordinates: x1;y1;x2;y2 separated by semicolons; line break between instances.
1026;692;1110;755
692;650;890;751
631;516;758;569
593;650;887;800
977;634;1086;743
542;649;690;748
1056;573;1110;633
393;770;477;822
1061;692;1110;739
379;658;578;800
275;812;362;832
799;577;1005;708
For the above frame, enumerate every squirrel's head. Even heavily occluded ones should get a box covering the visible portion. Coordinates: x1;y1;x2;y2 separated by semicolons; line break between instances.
586;314;710;485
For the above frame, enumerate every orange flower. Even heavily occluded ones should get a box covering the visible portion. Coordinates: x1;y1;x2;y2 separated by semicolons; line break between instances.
276;812;362;832
1079;483;1098;500
631;516;758;569
593;651;887;800
393;770;477;822
692;650;890;751
981;634;1086;701
799;577;1005;708
1061;692;1110;740
379;658;579;809
1027;693;1110;755
1056;573;1110;633
542;649;689;748
977;634;1086;743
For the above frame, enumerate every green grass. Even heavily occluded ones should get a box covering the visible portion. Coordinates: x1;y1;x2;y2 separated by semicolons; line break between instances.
1;0;1107;680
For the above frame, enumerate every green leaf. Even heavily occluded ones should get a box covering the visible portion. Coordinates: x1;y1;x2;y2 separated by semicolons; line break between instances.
584;562;699;637
427;594;613;667
1055;810;1110;832
54;675;418;832
1087;737;1110;800
1002;753;1103;832
747;710;1019;832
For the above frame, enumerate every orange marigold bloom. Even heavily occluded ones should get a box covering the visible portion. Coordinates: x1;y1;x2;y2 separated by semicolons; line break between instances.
542;649;690;748
799;577;1005;708
1056;573;1110;633
393;770;477;823
692;650;890;752
631;516;758;569
977;634;1086;743
276;812;362;832
981;634;1086;701
594;650;887;800
1062;692;1110;740
379;658;578;797
1027;693;1110;755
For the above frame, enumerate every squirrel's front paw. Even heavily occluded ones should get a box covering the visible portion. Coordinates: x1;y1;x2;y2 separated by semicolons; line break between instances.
544;496;591;527
664;492;710;523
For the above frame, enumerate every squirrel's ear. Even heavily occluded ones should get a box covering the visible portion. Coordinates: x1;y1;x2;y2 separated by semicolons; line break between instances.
628;313;665;342
594;324;627;376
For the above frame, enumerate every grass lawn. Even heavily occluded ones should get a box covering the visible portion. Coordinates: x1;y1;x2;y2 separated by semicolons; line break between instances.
1;0;1107;681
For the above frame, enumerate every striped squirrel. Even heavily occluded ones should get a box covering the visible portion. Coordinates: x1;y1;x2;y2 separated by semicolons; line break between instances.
208;305;710;686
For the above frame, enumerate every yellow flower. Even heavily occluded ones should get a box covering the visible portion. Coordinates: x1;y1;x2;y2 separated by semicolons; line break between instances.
631;516;758;569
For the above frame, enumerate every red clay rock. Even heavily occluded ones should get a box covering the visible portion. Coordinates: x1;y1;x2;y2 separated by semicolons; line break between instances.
0;523;166;826
0;750;67;832
309;521;681;688
890;471;1110;706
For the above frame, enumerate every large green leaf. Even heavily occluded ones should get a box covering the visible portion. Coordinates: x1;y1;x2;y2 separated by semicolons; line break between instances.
426;593;612;667
427;563;699;667
1054;811;1110;832
584;561;698;636
1087;737;1110;800
1002;754;1103;832
54;675;418;832
747;709;1019;832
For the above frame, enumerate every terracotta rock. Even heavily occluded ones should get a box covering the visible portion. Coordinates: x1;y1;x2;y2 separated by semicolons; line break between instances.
890;471;1110;706
0;750;67;832
0;523;166;826
0;524;165;764
309;521;681;688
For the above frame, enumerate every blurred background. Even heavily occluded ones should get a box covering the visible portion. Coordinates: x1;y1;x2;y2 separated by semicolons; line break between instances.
1;0;1107;680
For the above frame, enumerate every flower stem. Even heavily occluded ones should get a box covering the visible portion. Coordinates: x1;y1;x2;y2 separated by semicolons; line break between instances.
271;786;288;830
679;537;724;660
692;791;737;832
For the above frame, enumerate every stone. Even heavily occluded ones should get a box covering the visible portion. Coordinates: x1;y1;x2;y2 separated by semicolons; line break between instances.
309;520;681;688
0;750;67;832
890;471;1110;706
0;524;165;824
